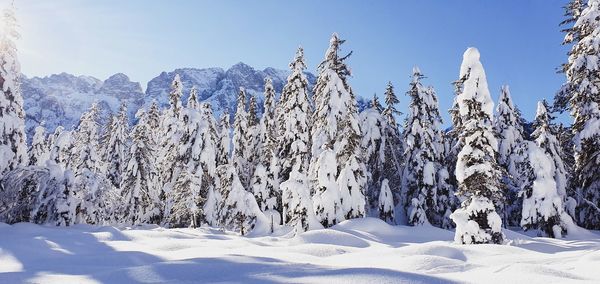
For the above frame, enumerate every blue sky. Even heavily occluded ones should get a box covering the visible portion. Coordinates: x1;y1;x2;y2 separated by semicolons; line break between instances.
10;0;569;124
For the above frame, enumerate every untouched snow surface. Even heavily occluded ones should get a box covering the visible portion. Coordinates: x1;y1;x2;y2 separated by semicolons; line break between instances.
0;218;599;283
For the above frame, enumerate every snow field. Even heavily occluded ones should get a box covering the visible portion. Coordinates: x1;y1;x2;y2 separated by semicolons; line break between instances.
1;218;599;284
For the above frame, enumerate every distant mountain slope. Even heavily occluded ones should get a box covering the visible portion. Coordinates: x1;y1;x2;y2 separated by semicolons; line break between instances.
22;62;368;138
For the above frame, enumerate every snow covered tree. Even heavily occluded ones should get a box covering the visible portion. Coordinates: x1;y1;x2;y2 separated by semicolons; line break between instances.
359;102;386;213
232;88;250;189
48;126;72;170
532;101;576;218
381;82;403;210
187;86;200;110
217;164;267;235
494;85;525;226
252;78;280;217
246;94;260;184
560;0;600;229
120;109;162;225
277;47;312;184
281;162;322;233
0;5;27;176
450;48;504;245
71;102;115;224
311;33;366;220
312;146;343;227
216;111;230;167
146;100;162;145
378;179;395;224
515;141;575;238
402;68;448;226
167;106;218;228
29;122;50;166
159;75;185;222
101;102;129;189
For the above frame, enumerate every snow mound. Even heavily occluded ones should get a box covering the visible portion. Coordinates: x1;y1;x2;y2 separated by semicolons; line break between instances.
292;229;370;248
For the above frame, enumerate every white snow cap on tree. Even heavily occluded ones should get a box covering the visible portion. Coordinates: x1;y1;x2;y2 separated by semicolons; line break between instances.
451;47;504;245
29;122;50;166
0;5;28;176
312;147;343;227
516;141;575;238
378;179;395;224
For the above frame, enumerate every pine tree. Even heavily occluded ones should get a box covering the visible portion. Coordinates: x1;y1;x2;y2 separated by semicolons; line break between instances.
217;164;267;235
120;109;162;225
71;102;114;224
29;122;50;166
167;106;218;228
515;141;575;238
381;82;403;212
48;126;72;169
281;162;322;233
102;102;129;189
402;68;445;226
311;33;366;220
187;86;200;110
277;47;312;184
146;100;162;145
312;146;343;227
378;179;395;224
560;0;600;229
450;48;504;245
251;78;280;217
532;101;576;217
232;88;250;189
494;86;525;226
0;5;28;176
359;101;386;214
159;75;185;222
216;111;231;167
246;94;260;184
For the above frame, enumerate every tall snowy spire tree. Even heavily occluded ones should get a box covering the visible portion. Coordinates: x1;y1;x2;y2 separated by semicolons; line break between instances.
187;86;200;110
311;33;366;221
120;109;162;225
276;47;316;231
560;0;600;229
450;48;504;245
532;101;575;217
232;88;250;189
359;97;386;214
401;67;451;227
381;82;403;211
0;5;27;176
216;111;230;167
494;86;525;226
102;102;129;189
252;78;280;218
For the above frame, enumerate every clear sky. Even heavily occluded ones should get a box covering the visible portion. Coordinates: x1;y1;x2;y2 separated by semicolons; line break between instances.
7;0;570;124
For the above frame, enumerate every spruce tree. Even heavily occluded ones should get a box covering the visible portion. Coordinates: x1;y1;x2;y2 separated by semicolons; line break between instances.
381;82;403;211
378;179;395;224
402;68;445;226
159;75;185;222
312;146;343;227
251;78;280;217
532;101;575;217
359;101;386;214
277;47;312;183
561;0;600;229
232;88;249;189
246;94;260;184
0;5;28;176
216;111;231;167
71;102;114;224
48;126;72;169
515;141;574;238
450;48;504;244
277;47;315;231
494;86;525;226
187;86;200;110
29;122;50;166
102;102;129;189
311;33;366;220
120;109;162;225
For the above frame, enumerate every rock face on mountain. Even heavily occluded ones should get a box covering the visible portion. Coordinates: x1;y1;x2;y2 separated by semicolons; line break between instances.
21;62;369;138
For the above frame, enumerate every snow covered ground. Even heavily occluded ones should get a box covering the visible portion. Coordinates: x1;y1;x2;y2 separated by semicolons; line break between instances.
1;218;599;284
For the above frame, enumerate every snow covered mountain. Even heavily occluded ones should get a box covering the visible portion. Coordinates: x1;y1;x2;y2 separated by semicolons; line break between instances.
21;63;324;137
